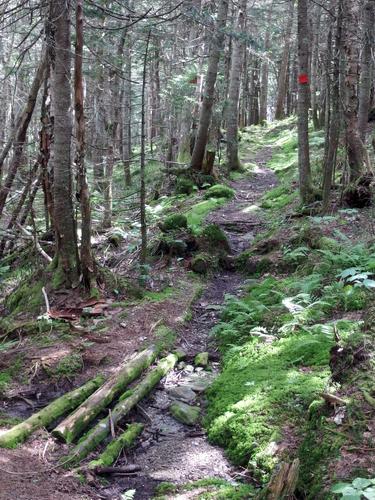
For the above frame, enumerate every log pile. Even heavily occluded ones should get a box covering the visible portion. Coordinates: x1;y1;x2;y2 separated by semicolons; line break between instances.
0;346;180;469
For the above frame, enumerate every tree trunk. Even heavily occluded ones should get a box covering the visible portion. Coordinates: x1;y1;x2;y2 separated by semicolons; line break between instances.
190;0;229;171
74;0;95;288
322;0;343;213
275;0;295;120
122;31;132;187
0;51;47;219
226;0;247;171
358;0;375;141
259;7;273;123
342;0;368;182
50;0;79;287
297;0;314;204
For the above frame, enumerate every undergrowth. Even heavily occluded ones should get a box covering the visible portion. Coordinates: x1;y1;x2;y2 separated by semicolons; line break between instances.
206;222;375;491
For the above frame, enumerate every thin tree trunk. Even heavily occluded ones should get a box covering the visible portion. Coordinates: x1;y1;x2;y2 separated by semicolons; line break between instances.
123;32;132;187
0;52;47;218
75;0;95;288
322;0;343;213
259;7;273;123
190;0;229;171
226;0;247;172
140;33;151;265
297;0;314;204
275;0;295;120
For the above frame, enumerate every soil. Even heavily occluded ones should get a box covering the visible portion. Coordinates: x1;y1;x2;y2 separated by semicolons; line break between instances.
0;147;277;500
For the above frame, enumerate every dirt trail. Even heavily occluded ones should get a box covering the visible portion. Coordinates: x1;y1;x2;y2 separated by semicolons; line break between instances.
0;148;277;500
103;150;278;500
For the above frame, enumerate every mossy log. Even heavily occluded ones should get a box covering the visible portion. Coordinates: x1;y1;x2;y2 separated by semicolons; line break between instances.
66;353;178;465
52;346;159;443
0;375;104;448
88;423;143;469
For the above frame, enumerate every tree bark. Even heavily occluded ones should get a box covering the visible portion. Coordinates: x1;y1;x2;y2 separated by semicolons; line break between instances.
259;7;273;123
358;0;375;141
342;0;368;181
66;353;179;465
0;52;47;219
297;0;314;204
275;0;295;120
50;0;80;286
322;0;343;213
226;0;247;171
0;376;104;448
52;346;158;443
75;0;95;288
190;0;229;171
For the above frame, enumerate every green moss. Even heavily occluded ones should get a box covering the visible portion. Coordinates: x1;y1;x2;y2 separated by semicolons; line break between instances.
143;287;174;302
50;353;83;379
185;198;228;231
191;253;214;274
206;333;332;481
176;177;195;195
160;213;188;232
204;184;235;200
155;478;255;499
201;224;229;246
153;325;177;352
6;279;44;315
0;413;23;427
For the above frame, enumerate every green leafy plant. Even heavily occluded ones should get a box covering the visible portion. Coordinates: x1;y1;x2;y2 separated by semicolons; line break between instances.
331;477;375;499
337;267;375;289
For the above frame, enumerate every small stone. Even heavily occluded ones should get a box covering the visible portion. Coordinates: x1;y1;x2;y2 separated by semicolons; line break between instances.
177;361;186;370
167;386;196;403
194;352;209;367
170;401;200;426
184;364;194;373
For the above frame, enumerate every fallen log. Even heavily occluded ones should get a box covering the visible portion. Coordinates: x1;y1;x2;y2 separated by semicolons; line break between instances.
0;375;104;448
65;353;179;465
93;464;142;475
52;346;159;443
88;423;144;469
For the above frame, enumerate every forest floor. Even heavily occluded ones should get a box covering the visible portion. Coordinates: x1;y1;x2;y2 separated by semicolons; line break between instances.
0;140;276;500
1;119;375;500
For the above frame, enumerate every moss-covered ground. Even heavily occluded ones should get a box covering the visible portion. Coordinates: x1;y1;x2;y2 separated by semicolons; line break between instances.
203;119;375;497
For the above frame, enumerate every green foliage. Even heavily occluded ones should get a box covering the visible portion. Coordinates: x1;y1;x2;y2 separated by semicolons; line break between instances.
331;478;375;499
175;177;195;195
185;198;228;232
161;213;188;232
155;478;254;499
204;184;235;200
51;354;83;379
261;184;298;210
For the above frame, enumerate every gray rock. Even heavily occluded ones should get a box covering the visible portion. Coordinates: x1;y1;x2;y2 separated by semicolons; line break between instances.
170;401;200;426
167;385;196;403
182;373;215;393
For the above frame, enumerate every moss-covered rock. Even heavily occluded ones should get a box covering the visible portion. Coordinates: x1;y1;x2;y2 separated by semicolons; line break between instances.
191;253;213;274
5;277;44;316
170;401;200;425
200;224;231;254
160;213;188;232
204;184;235;200
176;177;195;195
194;352;209;367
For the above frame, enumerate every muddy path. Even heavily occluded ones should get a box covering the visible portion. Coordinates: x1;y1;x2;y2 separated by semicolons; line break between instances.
99;150;278;500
